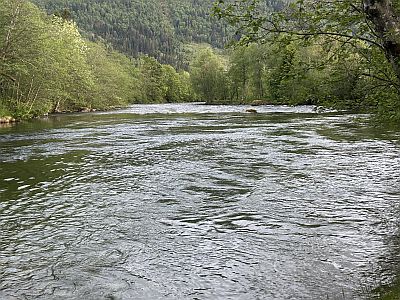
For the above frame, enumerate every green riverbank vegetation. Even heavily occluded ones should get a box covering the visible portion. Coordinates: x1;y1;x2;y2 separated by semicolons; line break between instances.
188;41;378;110
0;0;196;120
213;0;400;124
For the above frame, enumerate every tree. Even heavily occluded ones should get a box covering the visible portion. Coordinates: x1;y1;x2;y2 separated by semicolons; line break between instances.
139;55;167;103
246;44;267;99
213;0;400;120
0;0;52;117
213;0;400;91
31;0;233;68
41;16;94;113
0;0;143;118
227;44;268;101
162;64;192;102
86;42;140;108
189;47;228;102
1;0;200;119
228;46;250;101
364;1;400;82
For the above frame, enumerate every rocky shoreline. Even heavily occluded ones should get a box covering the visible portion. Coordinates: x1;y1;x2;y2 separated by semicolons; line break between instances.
0;116;18;124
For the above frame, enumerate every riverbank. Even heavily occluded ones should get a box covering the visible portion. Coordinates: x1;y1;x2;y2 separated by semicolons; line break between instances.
0;116;18;124
0;103;129;124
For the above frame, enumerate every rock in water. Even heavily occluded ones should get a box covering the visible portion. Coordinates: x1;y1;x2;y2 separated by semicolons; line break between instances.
0;116;17;123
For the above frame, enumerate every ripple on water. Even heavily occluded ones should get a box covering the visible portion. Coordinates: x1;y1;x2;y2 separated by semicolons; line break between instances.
0;104;399;299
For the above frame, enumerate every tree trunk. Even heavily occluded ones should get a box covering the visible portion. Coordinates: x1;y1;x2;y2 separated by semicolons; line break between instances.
364;0;400;82
1;2;22;61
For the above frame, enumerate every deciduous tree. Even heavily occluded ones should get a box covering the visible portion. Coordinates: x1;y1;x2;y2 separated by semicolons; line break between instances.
214;0;400;89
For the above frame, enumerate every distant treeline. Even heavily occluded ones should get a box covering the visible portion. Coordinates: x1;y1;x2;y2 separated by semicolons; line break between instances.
30;0;237;68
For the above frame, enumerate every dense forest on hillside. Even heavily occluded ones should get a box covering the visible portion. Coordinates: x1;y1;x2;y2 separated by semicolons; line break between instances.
30;0;287;67
30;0;228;67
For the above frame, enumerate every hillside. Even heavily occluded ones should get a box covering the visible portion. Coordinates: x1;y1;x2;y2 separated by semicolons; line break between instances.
30;0;228;67
31;0;284;68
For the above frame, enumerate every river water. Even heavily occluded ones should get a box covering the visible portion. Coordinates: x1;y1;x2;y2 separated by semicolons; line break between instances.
0;103;399;300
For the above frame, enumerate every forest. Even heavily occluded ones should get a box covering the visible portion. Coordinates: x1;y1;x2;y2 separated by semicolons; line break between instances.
30;0;235;68
213;0;400;123
1;0;400;124
0;0;196;120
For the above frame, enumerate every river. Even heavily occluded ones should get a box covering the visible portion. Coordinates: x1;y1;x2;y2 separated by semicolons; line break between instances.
0;103;399;300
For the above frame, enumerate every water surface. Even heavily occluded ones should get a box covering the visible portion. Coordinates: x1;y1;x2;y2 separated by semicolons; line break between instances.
0;104;399;299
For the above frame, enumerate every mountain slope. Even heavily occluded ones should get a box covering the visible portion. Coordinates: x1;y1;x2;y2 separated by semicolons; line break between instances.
31;0;233;67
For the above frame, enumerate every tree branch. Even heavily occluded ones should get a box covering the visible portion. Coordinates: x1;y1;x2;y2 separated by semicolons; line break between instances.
258;26;384;50
0;72;16;82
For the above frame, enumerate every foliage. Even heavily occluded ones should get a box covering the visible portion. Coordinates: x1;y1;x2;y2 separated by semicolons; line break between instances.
0;0;50;118
42;16;95;113
31;0;233;68
186;40;374;108
86;42;140;108
0;0;198;119
162;65;194;103
189;46;229;103
138;56;168;103
137;55;194;103
213;0;400;123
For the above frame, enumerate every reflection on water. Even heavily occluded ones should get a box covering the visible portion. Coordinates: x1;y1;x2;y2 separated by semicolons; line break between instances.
0;104;399;300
